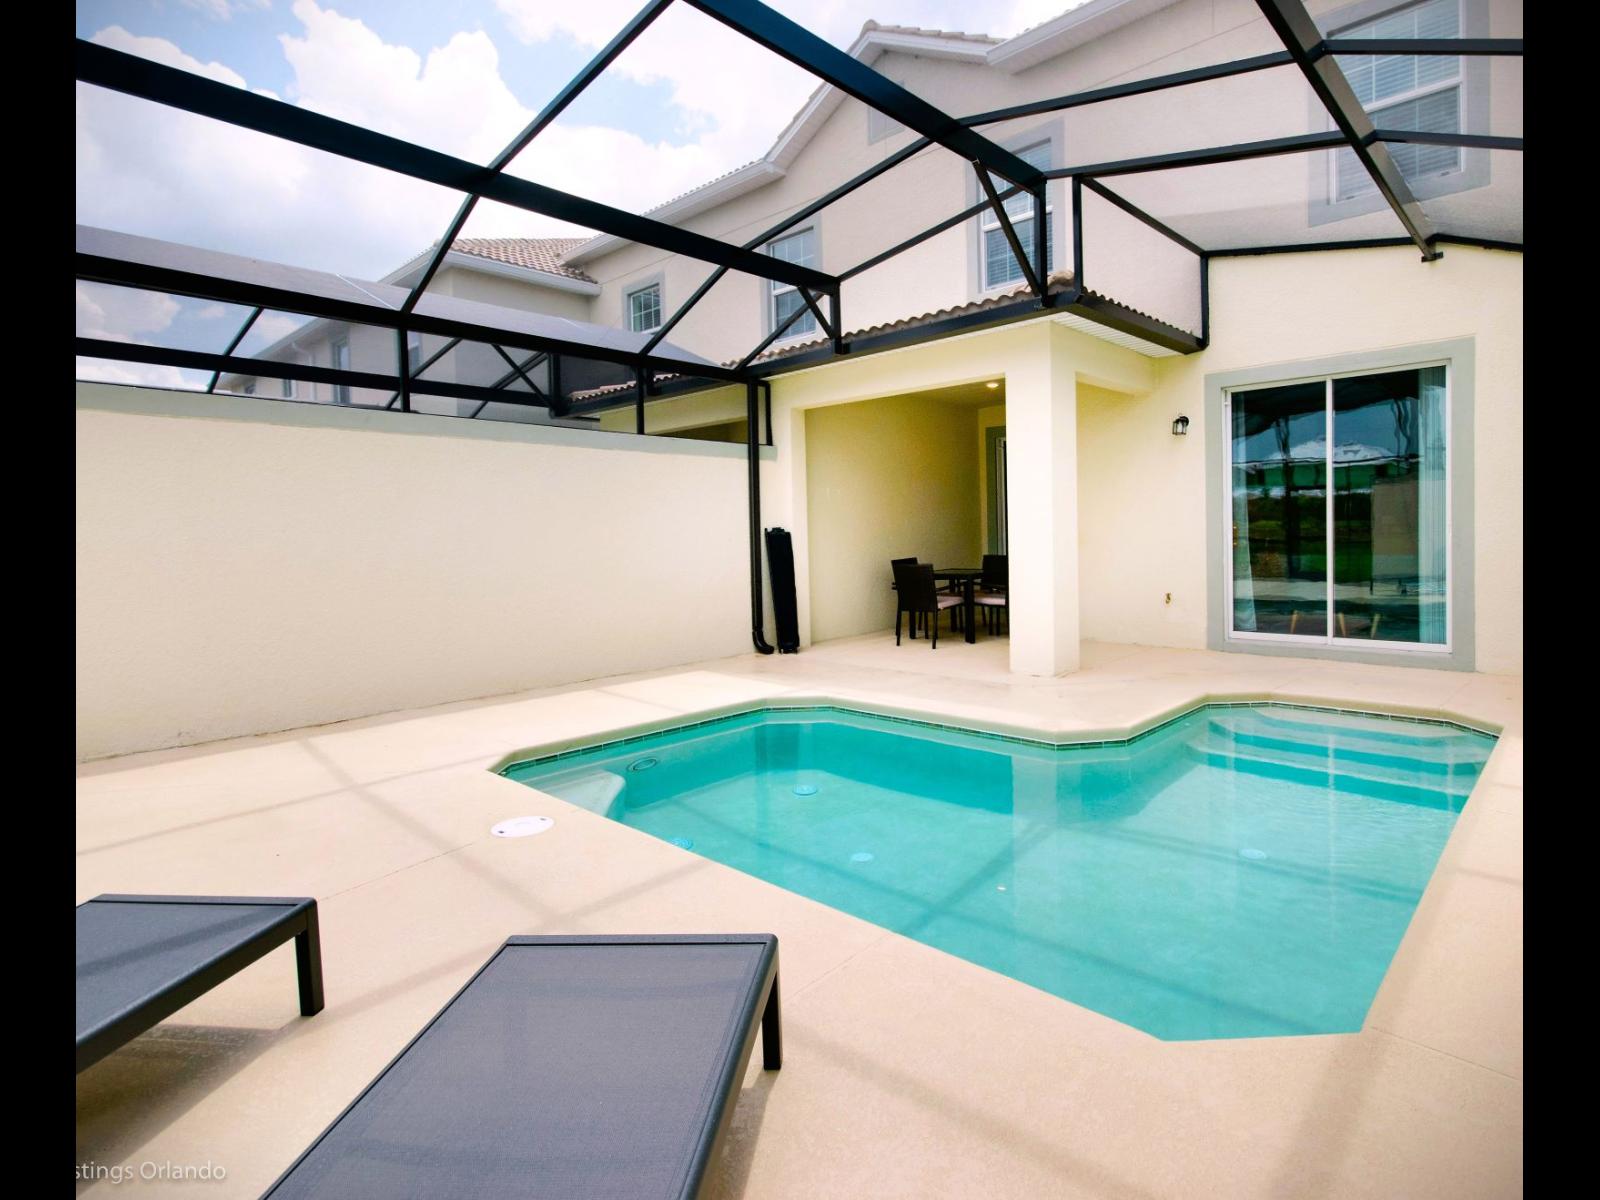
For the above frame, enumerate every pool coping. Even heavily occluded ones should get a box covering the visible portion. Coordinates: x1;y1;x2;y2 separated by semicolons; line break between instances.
489;691;1503;777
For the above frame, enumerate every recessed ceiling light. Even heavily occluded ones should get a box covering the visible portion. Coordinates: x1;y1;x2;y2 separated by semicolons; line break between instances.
985;381;1000;389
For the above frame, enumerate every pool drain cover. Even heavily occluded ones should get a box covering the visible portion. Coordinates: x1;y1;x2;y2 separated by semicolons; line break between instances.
1239;847;1268;860
851;851;874;864
629;757;659;772
492;815;554;838
793;784;819;796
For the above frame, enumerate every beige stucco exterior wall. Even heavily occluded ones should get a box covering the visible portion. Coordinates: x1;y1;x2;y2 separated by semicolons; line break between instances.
75;382;773;760
765;242;1520;676
1120;242;1523;675
1076;379;1200;649
803;395;980;642
564;0;1519;368
435;264;594;322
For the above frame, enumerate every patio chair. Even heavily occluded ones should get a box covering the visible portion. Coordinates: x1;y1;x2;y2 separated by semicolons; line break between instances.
894;561;960;648
890;556;957;637
975;554;1008;635
890;557;923;637
76;894;323;1073
263;934;781;1200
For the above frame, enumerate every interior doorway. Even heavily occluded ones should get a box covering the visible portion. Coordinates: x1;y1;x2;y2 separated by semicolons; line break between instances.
986;425;1008;555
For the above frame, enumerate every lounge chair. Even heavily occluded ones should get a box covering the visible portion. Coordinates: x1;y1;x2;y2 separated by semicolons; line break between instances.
263;933;781;1199
76;894;323;1073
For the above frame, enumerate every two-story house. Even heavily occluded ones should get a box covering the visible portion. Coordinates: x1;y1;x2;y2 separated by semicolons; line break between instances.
220;0;1521;681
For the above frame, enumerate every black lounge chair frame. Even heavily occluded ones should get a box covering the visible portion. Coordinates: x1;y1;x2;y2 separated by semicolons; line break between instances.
76;893;324;1074
264;933;781;1200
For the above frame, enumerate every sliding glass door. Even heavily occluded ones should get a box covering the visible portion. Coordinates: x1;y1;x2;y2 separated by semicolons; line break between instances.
1227;365;1448;649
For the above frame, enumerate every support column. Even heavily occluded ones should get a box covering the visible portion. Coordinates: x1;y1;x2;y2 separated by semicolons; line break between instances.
1005;324;1081;676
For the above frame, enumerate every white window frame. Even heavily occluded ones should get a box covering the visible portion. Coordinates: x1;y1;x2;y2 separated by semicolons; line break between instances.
979;142;1053;294
331;337;350;406
1221;359;1453;657
766;228;818;342
1329;0;1463;202
626;281;663;333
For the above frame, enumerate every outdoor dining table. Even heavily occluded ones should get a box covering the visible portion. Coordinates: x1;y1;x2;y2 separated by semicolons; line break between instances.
932;567;984;644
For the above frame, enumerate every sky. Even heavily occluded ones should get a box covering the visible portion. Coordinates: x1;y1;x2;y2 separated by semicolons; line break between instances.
75;0;1075;385
77;0;1079;384
77;0;1077;280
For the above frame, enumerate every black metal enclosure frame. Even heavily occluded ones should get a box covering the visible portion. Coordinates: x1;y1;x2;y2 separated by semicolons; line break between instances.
74;0;1522;653
75;0;1523;410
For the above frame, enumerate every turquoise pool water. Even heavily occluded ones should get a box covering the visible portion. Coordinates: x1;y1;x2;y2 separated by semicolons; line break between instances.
502;704;1494;1040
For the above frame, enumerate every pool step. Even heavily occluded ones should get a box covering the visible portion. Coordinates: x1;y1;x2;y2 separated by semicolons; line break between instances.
533;769;626;819
1187;734;1472;810
1203;710;1489;778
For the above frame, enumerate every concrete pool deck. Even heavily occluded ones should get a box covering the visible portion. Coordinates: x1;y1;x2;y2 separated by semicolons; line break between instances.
75;637;1523;1198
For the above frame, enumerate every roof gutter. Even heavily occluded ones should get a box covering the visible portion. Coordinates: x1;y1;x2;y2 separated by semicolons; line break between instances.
388;249;600;296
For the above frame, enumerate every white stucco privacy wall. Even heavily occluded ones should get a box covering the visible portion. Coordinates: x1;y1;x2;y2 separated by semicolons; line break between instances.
76;384;771;760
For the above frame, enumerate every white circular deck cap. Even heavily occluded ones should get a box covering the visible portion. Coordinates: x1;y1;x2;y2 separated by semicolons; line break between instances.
492;815;555;838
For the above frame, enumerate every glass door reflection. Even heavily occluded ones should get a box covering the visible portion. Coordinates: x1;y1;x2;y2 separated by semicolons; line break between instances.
1230;381;1328;637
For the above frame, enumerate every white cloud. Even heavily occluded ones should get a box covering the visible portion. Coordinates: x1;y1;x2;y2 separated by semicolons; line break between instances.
77;17;471;280
78;1;1085;286
181;0;273;20
77;282;181;342
75;357;210;389
489;0;1087;216
277;1;529;162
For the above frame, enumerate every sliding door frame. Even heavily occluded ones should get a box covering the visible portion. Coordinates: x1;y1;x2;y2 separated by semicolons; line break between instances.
1205;337;1475;670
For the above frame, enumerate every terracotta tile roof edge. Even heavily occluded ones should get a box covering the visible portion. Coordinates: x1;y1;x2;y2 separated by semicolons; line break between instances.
563;272;1199;402
406;237;599;284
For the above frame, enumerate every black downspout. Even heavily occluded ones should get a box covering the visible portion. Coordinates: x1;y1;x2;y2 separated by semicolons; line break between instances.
748;380;775;654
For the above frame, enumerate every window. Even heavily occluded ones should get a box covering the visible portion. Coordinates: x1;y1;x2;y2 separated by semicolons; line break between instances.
331;338;350;405
626;282;662;333
406;330;422;374
766;228;817;339
1332;0;1462;200
280;375;295;399
980;142;1054;291
1226;365;1448;649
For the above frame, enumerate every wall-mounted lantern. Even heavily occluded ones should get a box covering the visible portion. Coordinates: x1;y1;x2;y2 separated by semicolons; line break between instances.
1172;415;1190;436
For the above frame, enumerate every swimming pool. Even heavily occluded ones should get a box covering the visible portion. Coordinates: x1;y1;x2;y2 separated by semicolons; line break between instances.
502;703;1494;1040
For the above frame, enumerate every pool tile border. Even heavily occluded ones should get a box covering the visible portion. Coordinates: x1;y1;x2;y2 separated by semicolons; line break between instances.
496;698;1497;776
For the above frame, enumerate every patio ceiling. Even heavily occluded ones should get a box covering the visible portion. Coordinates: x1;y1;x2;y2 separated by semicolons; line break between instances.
74;0;1522;423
